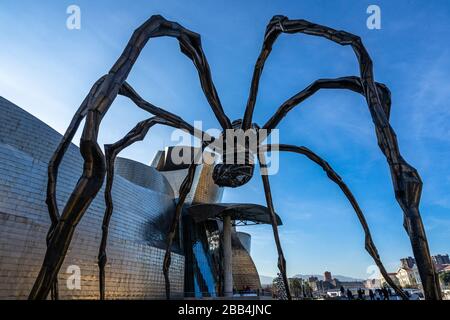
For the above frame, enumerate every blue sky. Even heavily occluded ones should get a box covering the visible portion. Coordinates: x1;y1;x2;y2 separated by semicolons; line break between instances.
1;0;449;279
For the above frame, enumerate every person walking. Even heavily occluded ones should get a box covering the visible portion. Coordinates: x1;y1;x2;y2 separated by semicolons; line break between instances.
369;289;375;300
347;289;354;300
376;289;382;300
357;288;363;300
382;288;389;300
340;286;345;299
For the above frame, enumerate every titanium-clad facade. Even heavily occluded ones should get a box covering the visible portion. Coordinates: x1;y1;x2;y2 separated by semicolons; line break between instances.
0;97;262;299
0;97;183;299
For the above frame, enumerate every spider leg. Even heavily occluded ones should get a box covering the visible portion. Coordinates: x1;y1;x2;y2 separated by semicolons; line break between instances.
119;82;215;144
163;143;209;299
261;144;408;300
100;88;215;299
263;76;391;130
112;15;232;129
246;15;440;299
30;109;106;300
98;116;189;299
163;163;196;299
257;152;291;300
31;14;228;299
46;75;108;227
44;76;107;300
50;280;58;301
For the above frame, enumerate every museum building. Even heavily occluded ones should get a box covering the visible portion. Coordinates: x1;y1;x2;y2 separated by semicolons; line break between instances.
0;96;265;299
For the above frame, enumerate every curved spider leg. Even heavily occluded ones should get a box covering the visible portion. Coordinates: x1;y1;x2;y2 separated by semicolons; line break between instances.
261;144;408;300
100;84;215;299
98;116;195;299
44;76;108;300
46;76;108;227
163;163;196;300
30;108;106;300
247;15;440;299
31;14;229;299
257;152;291;300
244;17;390;129
119;82;216;144
263;76;390;131
163;142;209;299
113;15;232;130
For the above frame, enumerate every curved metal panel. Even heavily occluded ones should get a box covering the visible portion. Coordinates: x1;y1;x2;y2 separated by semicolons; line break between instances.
188;203;283;225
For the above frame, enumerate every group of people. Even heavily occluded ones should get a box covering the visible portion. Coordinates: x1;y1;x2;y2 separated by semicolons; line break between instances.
234;286;257;295
340;286;392;300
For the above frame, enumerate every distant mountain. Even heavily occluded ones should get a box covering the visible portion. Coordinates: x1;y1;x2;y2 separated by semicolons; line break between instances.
259;274;364;285
292;274;364;282
259;275;275;285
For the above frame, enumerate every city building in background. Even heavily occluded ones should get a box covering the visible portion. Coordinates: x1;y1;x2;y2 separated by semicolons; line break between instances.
324;271;332;283
432;254;450;266
364;278;381;289
400;257;416;269
382;255;450;292
396;267;419;288
379;273;401;289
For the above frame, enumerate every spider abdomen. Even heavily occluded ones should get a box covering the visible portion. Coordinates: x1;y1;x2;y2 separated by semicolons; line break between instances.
212;163;254;188
212;119;257;188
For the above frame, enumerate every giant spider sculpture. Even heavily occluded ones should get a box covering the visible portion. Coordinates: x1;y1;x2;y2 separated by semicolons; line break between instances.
29;15;441;300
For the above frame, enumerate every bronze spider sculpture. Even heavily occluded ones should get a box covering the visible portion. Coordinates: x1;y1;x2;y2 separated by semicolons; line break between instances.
29;15;441;300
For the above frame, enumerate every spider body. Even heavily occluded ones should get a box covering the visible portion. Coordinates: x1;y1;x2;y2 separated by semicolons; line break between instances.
212;119;258;187
29;14;441;301
212;161;255;188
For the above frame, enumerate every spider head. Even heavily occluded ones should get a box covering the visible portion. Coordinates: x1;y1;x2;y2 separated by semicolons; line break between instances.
212;119;256;188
